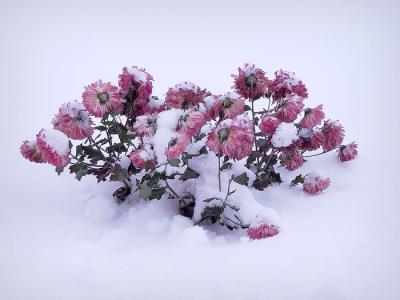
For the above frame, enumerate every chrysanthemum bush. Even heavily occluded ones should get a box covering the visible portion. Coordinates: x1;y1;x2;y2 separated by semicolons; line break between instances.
21;64;358;240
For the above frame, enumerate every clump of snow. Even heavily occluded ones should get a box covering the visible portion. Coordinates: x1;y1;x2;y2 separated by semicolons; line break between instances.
118;155;131;169
127;67;147;83
241;63;258;76
147;96;164;109
172;81;200;92
39;129;70;155
271;122;298;148
203;95;217;109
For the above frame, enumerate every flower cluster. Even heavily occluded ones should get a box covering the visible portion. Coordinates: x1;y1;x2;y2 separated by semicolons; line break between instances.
21;63;357;240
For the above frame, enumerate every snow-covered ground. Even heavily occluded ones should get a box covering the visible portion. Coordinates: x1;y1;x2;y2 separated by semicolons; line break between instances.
1;1;399;299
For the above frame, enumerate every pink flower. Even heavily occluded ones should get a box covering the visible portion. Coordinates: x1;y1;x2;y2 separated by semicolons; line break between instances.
177;110;206;137
165;135;190;160
300;105;325;128
129;145;157;169
165;82;209;110
248;224;279;240
321;120;345;151
206;118;254;160
275;95;304;123
212;92;245;120
133;114;158;137
280;148;304;171
118;67;153;117
296;128;323;151
203;95;220;120
143;96;165;114
36;129;70;167
82;80;123;117
303;174;330;194
232;63;268;100
267;70;308;102
259;116;280;135
338;142;358;162
52;101;94;140
20;140;46;163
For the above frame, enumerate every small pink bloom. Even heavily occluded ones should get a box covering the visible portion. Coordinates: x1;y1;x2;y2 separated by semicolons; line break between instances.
52;101;94;140
133;114;158;137
338;142;358;162
20;140;46;163
300;105;325;128
165;82;209;110
297;128;323;151
321;120;345;151
267;70;308;102
129;145;157;169
232;63;268;100
203;95;220;120
248;224;279;240
165;135;190;160
259;116;280;135
177;110;206;137
275;95;304;123
280;148;304;171
212;92;245;120
303;174;330;194
36;129;70;167
82;80;123;117
206;118;254;160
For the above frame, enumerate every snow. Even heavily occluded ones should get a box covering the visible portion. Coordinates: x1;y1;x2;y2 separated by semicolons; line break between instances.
271;122;298;148
2;1;400;300
39;128;70;155
127;67;147;83
172;81;200;92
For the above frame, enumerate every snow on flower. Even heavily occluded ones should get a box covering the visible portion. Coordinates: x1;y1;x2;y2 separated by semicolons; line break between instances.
338;142;358;162
280;147;304;171
20;140;46;163
133;114;158;137
177;110;206;137
165;135;190;160
247;223;279;240
129;144;157;169
321;120;345;151
300;105;325;128
36;129;70;167
211;92;245;120
82;80;123;117
206;118;254;160
303;174;330;194
143;96;165;114
267;69;308;102
232;63;268;100
259;116;280;136
296;128;324;151
275;95;304;123
52;101;94;140
165;81;209;110
271;122;298;148
118;66;154;117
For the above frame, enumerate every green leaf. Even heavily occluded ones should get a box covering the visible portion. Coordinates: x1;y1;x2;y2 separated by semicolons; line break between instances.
168;158;181;167
233;172;249;186
150;187;166;200
180;167;200;181
75;166;88;181
220;162;232;171
244;104;251;111
139;183;152;200
95;125;107;131
55;167;64;175
144;160;154;171
290;174;305;186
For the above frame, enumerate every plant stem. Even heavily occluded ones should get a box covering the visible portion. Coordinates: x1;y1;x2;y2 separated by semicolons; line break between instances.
165;180;179;198
302;151;329;158
250;96;260;169
218;154;221;192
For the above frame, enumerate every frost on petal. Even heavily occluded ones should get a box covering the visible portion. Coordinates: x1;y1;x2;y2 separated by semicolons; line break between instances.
338;142;358;162
303;174;330;194
232;63;268;100
267;69;308;102
165;81;209;110
36;129;70;167
20;140;46;163
321;120;345;151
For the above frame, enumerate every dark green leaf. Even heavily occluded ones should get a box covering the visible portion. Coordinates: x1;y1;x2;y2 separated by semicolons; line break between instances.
139;183;152;199
168;158;181;167
290;174;305;186
55;167;64;175
233;172;249;186
180;167;200;181
220;162;233;171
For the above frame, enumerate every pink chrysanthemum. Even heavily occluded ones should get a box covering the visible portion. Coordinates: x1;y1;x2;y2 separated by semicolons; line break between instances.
177;110;206;137
36;129;70;167
321;120;345;151
275;95;304;123
52;101;94;140
296;128;324;151
259;116;280;136
129;144;157;169
165;81;209;110
300;105;325;128
82;80;123;117
247;224;279;240
338;142;358;162
232;63;268;100
206;118;254;160
303;174;331;194
133;114;158;137
20;140;46;163
118;66;154;117
143;96;165;115
212;92;245;120
267;70;308;102
165;135;190;160
203;95;220;120
280;148;304;171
